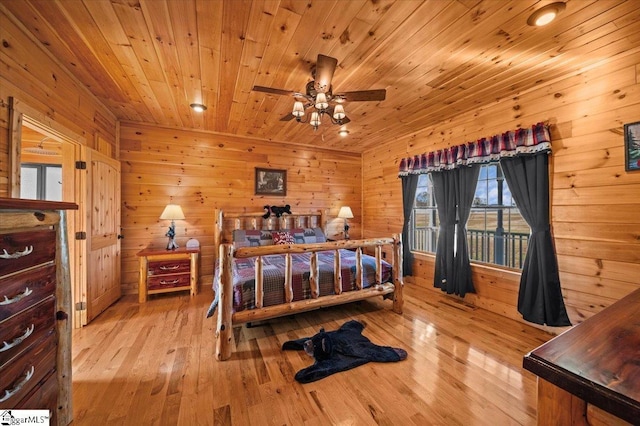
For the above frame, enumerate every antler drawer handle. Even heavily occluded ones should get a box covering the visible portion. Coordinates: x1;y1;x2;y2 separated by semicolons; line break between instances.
0;324;35;353
0;287;33;306
159;265;180;270
0;245;34;259
0;366;35;403
160;279;180;285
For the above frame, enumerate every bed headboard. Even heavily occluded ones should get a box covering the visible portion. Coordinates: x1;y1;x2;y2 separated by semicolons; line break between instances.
213;208;325;252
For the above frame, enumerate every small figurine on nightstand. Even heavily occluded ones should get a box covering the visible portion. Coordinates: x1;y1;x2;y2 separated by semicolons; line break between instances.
166;224;178;250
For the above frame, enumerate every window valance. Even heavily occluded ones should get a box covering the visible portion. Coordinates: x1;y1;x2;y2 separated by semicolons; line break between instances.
398;122;550;176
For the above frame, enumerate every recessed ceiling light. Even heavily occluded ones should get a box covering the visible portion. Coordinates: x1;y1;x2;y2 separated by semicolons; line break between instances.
527;2;566;26
339;129;349;137
190;103;207;112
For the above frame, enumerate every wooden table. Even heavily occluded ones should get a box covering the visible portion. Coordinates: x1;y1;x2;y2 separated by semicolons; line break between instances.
137;247;199;303
523;288;640;425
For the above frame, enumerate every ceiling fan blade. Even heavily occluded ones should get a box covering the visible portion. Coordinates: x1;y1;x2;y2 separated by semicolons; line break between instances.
253;85;295;96
333;89;386;102
314;54;338;93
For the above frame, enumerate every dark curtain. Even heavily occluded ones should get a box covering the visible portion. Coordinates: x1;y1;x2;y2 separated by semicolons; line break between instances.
452;165;480;297
432;170;457;293
500;154;571;326
401;174;419;276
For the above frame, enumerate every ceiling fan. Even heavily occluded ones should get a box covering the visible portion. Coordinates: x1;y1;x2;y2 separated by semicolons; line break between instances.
252;54;386;131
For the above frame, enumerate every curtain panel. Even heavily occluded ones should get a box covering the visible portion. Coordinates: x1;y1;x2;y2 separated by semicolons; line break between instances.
397;122;572;326
400;174;419;276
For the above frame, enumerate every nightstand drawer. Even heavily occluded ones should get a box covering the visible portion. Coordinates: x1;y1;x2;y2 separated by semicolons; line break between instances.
148;259;190;276
0;264;56;322
0;333;56;409
0;297;56;368
148;272;191;290
0;229;56;276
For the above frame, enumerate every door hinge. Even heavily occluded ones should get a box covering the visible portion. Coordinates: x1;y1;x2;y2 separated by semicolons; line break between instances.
75;160;87;170
75;231;87;240
75;302;86;311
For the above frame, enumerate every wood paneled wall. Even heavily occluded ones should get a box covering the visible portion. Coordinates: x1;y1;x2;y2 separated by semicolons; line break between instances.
363;50;640;326
119;123;362;294
0;6;118;197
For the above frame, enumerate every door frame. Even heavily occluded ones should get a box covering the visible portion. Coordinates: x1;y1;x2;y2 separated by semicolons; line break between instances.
9;97;89;327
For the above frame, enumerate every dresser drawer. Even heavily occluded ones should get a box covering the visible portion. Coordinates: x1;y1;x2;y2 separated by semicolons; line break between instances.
17;370;57;424
0;297;55;368
0;264;56;322
0;229;56;276
148;272;191;290
148;258;190;276
0;333;56;408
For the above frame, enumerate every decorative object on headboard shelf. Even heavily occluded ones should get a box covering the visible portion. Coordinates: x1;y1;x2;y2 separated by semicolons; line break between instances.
262;204;292;219
159;204;185;250
338;206;354;239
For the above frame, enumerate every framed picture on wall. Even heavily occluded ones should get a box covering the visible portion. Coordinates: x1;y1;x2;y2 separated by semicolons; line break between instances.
624;121;640;171
255;167;287;196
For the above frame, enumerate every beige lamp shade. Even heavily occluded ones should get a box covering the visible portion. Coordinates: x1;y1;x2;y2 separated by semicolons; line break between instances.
292;101;305;118
337;206;354;219
159;204;185;220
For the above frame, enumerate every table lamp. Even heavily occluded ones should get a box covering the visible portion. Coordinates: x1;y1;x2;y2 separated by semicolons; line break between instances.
338;206;354;239
160;204;185;250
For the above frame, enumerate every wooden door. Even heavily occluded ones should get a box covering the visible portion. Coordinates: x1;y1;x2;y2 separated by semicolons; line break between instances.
85;149;121;322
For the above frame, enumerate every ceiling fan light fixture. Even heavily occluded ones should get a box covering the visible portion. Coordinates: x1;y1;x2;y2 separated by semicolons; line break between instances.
333;104;346;120
190;103;207;112
292;101;305;118
315;92;328;110
527;2;566;26
310;111;321;129
338;129;349;137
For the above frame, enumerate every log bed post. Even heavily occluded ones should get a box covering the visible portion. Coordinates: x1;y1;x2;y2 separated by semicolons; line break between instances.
255;256;264;308
354;247;363;290
393;233;404;314
284;253;293;302
216;243;234;360
214;209;223;264
310;252;319;298
334;249;343;294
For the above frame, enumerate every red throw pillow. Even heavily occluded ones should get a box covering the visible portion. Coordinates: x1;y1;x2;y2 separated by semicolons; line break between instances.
272;231;295;245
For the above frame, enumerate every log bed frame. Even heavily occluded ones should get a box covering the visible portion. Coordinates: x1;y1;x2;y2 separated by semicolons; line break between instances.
213;209;404;361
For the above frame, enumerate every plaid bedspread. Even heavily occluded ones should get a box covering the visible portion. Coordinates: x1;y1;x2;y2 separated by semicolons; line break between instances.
212;249;392;313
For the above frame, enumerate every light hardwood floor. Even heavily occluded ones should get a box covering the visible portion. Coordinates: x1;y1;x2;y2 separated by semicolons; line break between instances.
71;284;552;425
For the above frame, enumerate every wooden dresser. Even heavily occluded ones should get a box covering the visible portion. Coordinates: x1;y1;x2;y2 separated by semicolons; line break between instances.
0;198;77;425
524;288;640;425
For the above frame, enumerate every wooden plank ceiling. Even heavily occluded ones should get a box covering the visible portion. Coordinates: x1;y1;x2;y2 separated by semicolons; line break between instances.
3;0;639;152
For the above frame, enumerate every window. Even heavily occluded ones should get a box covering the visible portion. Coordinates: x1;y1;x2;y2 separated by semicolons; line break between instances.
410;174;439;253
20;164;62;201
469;163;529;269
410;163;530;269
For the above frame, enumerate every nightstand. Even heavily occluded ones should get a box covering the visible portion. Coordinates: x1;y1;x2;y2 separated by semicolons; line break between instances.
137;247;199;303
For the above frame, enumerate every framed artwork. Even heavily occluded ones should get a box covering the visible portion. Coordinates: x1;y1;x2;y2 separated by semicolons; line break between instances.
255;167;287;196
624;121;640;171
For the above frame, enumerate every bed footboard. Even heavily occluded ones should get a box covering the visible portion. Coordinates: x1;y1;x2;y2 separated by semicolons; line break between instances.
215;235;403;361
